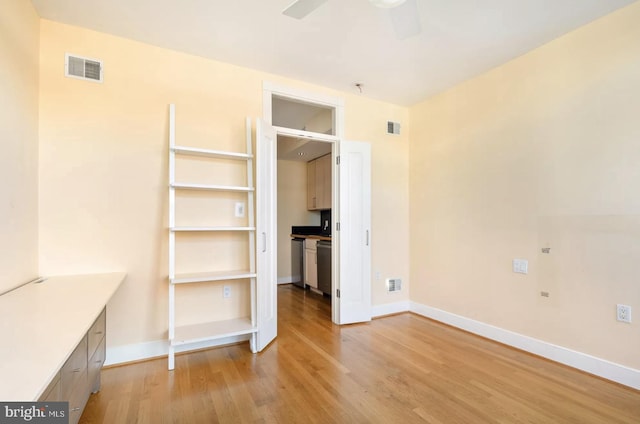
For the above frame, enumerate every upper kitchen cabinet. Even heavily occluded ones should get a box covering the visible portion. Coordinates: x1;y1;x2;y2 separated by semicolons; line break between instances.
307;154;332;210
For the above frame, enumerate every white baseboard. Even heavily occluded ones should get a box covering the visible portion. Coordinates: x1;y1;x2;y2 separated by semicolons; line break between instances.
104;300;406;365
372;301;410;318
106;301;639;390
277;276;296;285
105;334;250;366
410;301;640;390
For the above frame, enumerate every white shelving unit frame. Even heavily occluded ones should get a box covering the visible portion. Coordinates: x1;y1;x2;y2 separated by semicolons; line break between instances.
167;104;257;370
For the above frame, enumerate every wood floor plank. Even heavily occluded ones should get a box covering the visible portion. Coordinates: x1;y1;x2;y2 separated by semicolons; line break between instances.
80;285;640;423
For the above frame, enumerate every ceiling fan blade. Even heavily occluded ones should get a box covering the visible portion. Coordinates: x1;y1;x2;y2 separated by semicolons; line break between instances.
389;0;421;40
282;0;328;19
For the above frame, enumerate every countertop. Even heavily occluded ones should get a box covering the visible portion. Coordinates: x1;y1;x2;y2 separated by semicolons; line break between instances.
291;234;332;241
0;272;126;401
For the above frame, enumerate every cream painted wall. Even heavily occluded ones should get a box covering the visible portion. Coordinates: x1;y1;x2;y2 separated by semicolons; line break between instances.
38;20;410;349
346;96;411;306
0;0;39;293
276;160;319;282
410;2;640;369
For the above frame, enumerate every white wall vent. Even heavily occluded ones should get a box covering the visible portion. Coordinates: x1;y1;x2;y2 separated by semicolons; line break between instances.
65;53;103;82
386;278;402;292
387;121;400;135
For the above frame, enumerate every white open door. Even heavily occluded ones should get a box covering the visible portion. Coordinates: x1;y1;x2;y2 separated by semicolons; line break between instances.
256;119;277;350
335;140;372;324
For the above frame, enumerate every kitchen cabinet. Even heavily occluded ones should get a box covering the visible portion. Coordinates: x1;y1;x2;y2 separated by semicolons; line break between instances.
307;154;332;210
304;239;318;289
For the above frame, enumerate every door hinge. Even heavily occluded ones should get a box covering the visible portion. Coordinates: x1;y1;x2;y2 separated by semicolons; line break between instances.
336;156;340;165
337;289;341;298
336;222;340;231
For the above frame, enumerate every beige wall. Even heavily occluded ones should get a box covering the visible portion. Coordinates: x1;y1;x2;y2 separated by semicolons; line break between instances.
0;0;40;293
38;20;410;349
347;95;411;306
409;2;640;369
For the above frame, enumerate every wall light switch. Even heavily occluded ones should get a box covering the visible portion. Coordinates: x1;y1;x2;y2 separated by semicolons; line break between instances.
513;259;528;274
235;202;245;218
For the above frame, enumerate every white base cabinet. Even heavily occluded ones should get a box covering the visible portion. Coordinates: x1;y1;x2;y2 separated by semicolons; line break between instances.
304;239;318;289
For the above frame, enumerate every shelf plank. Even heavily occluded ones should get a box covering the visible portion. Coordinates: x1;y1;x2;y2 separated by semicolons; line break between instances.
170;226;255;232
170;270;256;284
171;183;254;192
171;318;257;346
172;146;253;160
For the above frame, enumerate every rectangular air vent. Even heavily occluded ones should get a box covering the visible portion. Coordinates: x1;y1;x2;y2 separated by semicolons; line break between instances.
386;278;402;292
387;121;400;135
65;53;103;82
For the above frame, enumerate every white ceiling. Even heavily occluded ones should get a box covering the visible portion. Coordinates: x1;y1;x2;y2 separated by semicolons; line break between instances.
31;0;636;106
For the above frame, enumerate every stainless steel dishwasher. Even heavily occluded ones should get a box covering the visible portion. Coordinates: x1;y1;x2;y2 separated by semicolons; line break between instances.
316;240;331;295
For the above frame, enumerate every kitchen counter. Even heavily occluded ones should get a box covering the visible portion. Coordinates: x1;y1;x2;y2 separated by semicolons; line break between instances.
0;272;126;401
290;234;332;241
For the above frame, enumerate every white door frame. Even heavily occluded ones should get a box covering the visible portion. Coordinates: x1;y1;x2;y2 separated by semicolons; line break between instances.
262;81;345;324
262;81;345;138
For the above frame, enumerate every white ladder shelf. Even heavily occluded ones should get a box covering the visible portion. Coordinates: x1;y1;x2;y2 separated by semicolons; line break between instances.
167;104;257;370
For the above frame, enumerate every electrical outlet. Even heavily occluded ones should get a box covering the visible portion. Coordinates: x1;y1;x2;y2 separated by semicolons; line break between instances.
512;258;528;274
616;304;632;323
223;286;231;299
374;271;381;281
234;202;245;218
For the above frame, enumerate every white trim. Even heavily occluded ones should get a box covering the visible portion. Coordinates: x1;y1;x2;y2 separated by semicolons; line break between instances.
277;276;295;284
106;302;640;389
273;125;339;143
372;301;410;318
262;81;344;138
410;301;640;390
105;335;250;366
262;81;346;328
263;81;345;111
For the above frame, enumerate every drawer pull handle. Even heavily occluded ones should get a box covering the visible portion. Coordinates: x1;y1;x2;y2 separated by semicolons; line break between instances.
71;407;81;412
96;360;103;364
72;368;82;373
95;331;104;335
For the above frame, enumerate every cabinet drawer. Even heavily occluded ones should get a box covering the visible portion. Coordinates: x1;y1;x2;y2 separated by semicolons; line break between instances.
88;308;106;358
60;335;88;400
304;239;317;251
88;336;106;394
68;373;90;424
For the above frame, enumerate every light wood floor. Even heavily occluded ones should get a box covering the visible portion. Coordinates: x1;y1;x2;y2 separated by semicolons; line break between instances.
81;285;640;423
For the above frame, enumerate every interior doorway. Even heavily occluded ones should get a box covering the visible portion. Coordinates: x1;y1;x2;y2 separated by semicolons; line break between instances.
263;83;342;324
256;81;371;350
272;98;336;325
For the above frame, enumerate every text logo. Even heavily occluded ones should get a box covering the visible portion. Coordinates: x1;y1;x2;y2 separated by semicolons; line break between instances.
0;403;68;424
